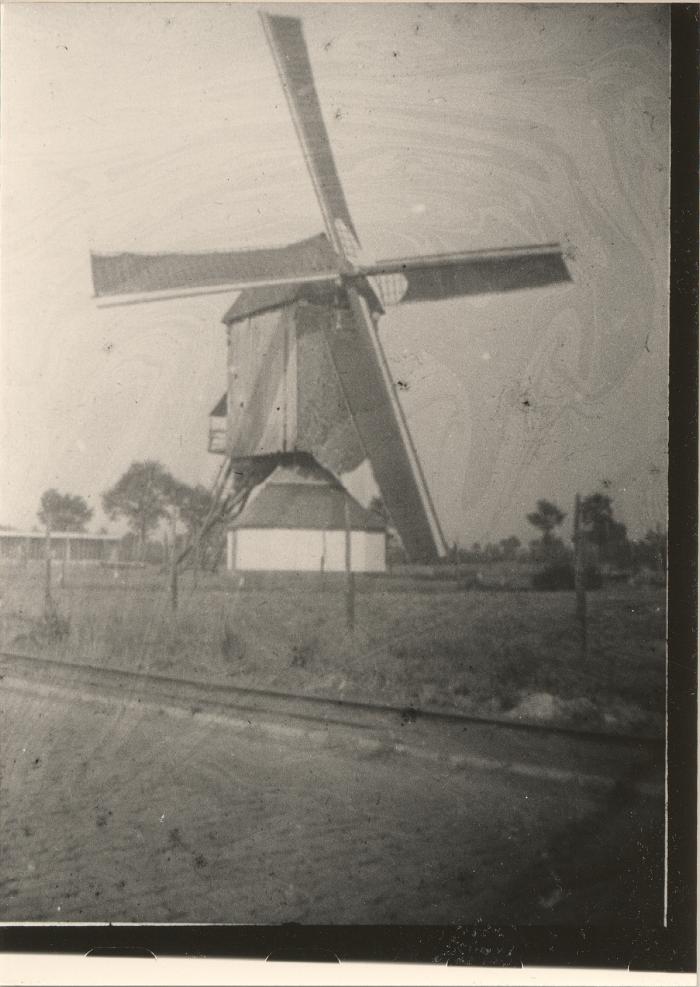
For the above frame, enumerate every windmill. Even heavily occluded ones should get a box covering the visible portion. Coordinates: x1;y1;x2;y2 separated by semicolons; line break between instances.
90;12;571;564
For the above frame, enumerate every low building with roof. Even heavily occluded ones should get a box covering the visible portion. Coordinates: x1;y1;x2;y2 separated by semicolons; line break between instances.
227;458;386;573
0;530;120;563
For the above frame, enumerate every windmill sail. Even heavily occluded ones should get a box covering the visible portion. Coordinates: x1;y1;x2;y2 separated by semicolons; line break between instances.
357;244;571;306
260;14;360;255
334;289;447;561
262;12;448;561
90;234;340;306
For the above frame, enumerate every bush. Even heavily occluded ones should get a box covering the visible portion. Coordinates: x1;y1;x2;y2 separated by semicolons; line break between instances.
531;562;602;591
489;645;548;710
11;603;71;650
290;633;318;668
221;621;245;661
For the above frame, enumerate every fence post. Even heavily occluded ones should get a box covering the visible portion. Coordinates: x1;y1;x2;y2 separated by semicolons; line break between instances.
169;515;178;612
192;532;200;589
344;498;355;632
573;494;587;659
44;525;53;611
60;535;69;587
170;556;178;611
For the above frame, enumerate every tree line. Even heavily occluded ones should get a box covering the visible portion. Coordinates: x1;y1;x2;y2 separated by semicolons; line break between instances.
445;494;666;573
37;470;666;575
37;461;215;564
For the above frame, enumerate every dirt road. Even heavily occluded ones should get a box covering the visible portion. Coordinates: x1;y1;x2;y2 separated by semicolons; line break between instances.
1;684;662;924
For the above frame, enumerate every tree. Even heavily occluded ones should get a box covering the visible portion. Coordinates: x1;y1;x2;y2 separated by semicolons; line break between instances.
580;493;615;547
119;530;165;565
102;461;173;556
631;527;667;573
168;483;214;536
580;493;631;568
526;499;566;546
499;535;521;561
38;489;93;532
161;480;217;570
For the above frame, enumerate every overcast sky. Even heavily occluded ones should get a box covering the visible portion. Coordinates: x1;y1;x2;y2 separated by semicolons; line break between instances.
1;3;669;545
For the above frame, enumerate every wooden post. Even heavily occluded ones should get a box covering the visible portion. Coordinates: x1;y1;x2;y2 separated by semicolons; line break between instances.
44;526;53;611
573;494;587;659
226;529;234;573
319;530;327;592
343;498;355;632
59;535;69;587
192;530;200;588
170;556;178;611
169;515;178;612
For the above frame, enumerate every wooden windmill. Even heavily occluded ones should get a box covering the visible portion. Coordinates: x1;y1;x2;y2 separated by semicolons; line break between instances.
90;12;571;564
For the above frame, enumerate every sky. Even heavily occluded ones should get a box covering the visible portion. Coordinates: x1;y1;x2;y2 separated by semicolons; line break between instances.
1;3;669;546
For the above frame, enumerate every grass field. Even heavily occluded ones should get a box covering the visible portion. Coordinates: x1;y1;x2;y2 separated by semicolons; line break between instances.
0;563;665;734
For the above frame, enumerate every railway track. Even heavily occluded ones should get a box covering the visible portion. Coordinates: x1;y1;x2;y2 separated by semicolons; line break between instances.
0;650;664;792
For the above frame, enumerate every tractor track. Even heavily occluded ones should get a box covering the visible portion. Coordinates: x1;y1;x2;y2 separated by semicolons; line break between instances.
0;650;664;793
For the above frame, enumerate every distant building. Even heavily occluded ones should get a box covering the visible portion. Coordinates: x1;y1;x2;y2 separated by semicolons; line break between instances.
0;530;120;563
227;460;386;573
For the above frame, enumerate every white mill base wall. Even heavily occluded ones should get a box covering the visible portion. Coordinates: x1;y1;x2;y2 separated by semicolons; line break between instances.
227;528;386;572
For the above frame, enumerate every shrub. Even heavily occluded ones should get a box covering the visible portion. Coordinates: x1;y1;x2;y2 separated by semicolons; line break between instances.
531;562;602;591
37;602;70;644
490;645;546;710
290;633;318;668
221;622;245;661
12;603;71;649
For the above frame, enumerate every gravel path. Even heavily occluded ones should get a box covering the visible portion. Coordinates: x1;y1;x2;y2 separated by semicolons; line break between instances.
0;684;662;924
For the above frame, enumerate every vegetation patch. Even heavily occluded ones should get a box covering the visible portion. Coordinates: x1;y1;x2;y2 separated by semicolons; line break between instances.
532;563;602;592
0;564;665;735
290;631;319;669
